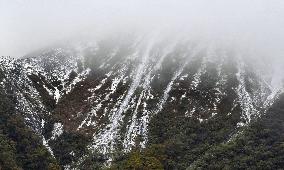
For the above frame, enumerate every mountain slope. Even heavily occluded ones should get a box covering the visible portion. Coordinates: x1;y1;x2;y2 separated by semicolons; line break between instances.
0;37;283;169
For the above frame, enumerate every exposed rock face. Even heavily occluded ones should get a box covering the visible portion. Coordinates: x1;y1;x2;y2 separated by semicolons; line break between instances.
1;36;283;166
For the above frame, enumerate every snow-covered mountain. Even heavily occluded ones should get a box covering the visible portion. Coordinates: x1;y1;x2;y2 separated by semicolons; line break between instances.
1;36;283;168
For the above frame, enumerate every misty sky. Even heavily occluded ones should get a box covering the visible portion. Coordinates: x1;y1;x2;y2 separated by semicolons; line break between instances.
0;0;284;62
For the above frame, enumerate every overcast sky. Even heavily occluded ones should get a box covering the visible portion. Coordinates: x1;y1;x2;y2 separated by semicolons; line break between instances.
0;0;284;61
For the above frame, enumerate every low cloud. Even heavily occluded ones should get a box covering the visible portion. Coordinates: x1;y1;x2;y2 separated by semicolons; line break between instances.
0;0;284;66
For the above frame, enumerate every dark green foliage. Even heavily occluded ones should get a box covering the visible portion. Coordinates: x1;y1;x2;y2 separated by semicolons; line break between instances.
190;95;284;170
0;133;19;170
79;151;107;170
0;76;59;170
110;145;165;170
146;106;239;169
28;74;56;110
49;131;91;168
139;95;284;170
191;123;284;169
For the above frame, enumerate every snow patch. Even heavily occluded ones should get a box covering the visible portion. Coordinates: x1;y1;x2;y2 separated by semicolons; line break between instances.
51;123;64;140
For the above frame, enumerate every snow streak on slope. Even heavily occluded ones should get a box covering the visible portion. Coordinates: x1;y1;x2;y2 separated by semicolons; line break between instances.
91;37;157;155
0;46;89;135
190;53;207;91
0;56;48;132
157;44;202;112
235;58;259;126
22;48;90;103
129;44;204;147
262;65;284;109
123;41;179;151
